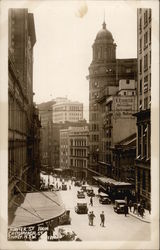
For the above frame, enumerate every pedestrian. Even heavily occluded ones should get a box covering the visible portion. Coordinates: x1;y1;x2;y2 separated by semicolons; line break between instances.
140;206;145;218
88;212;92;226
124;204;128;217
89;197;93;206
90;211;95;226
137;203;141;216
100;211;105;227
129;200;132;212
133;203;137;214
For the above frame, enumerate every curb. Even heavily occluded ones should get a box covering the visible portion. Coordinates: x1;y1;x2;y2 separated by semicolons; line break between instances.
129;212;151;223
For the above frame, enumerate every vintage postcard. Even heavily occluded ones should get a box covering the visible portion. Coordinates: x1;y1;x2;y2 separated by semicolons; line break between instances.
0;0;159;249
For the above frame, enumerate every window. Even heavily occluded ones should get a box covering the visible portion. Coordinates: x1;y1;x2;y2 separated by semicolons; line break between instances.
140;79;142;94
139;38;142;52
139;59;142;73
124;91;126;96
142;170;146;189
144;32;148;47
149;9;151;21
149;28;151;44
149;73;151;89
132;92;134;96
139;18;142;32
149;51;151;66
138;125;142;156
126;79;130;84
144;54;148;69
144;97;148;109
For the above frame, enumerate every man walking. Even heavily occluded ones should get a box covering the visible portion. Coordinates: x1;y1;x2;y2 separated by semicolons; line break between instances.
100;211;105;227
89;197;93;206
90;211;95;226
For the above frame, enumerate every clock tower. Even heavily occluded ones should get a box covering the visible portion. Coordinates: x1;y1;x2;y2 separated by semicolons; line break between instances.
88;21;118;176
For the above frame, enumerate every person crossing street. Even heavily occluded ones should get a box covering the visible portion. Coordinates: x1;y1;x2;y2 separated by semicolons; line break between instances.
100;211;105;227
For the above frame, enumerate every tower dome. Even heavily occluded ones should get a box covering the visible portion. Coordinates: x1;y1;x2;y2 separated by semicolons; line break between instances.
95;22;114;43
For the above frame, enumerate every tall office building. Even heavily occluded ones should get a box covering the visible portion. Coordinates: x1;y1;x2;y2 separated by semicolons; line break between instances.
52;97;83;123
134;8;151;209
8;9;41;214
87;20;137;179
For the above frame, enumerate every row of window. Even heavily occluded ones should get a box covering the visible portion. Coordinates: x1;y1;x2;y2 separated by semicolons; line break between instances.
139;9;151;32
70;139;87;146
139;73;151;94
90;134;99;142
139;51;151;72
137;123;150;158
70;149;87;157
70;158;87;168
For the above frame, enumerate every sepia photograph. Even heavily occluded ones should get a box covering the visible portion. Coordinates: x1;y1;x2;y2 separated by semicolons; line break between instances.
0;0;159;249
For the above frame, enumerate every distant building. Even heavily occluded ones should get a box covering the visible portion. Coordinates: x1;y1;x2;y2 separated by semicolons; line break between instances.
69;126;89;179
60;125;89;178
52;97;83;123
133;8;151;209
37;100;55;170
8;9;40;212
87;19;137;180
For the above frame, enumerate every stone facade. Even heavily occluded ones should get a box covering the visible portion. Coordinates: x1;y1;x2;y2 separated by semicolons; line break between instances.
134;8;151;209
8;9;41;211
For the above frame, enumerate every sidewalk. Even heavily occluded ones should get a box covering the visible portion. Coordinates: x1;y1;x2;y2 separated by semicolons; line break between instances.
129;209;151;223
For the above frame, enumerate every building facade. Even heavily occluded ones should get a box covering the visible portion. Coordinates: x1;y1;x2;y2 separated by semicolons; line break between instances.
52;97;83;123
87;20;137;179
69;126;89;179
38;100;55;171
102;79;137;177
60;126;89;179
111;133;136;185
133;8;151;209
8;9;40;211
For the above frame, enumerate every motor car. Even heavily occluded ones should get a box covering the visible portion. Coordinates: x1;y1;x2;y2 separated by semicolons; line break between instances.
62;184;67;190
99;197;111;204
80;185;90;192
99;192;111;204
74;181;82;187
75;202;88;214
113;199;127;214
59;210;71;225
77;191;85;199
86;189;95;197
48;226;81;241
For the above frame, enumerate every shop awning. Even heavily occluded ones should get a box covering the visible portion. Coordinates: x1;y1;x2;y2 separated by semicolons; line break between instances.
53;168;63;172
8;191;65;228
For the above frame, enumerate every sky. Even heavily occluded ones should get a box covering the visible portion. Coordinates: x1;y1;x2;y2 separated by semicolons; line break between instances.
30;0;139;120
1;0;156;120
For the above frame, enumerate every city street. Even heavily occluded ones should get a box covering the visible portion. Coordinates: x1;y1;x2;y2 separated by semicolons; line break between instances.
41;174;151;241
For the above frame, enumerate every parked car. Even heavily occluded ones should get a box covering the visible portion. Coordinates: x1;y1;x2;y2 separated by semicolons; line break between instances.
62;184;67;190
113;200;127;214
77;191;85;199
59;210;71;225
99;192;111;204
100;197;111;204
74;181;82;187
75;202;88;214
87;189;95;197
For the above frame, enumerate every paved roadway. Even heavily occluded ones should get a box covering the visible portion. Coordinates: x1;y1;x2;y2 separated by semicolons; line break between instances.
41;174;151;241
